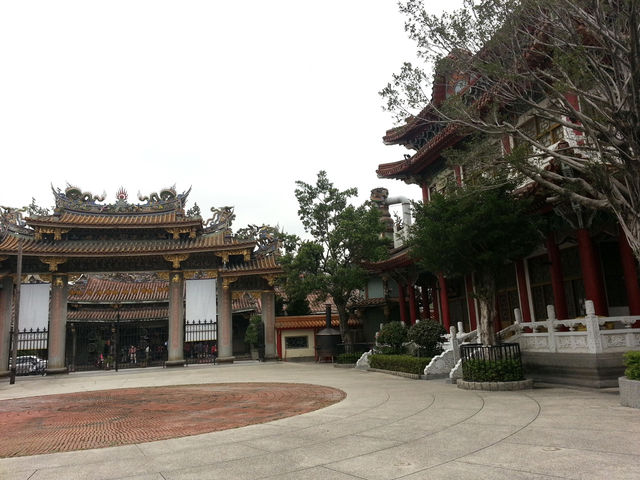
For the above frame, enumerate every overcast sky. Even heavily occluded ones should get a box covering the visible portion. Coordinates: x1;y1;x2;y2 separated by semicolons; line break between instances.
0;1;459;238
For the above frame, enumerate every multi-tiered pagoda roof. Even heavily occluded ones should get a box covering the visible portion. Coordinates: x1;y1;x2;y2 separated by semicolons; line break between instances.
0;185;282;283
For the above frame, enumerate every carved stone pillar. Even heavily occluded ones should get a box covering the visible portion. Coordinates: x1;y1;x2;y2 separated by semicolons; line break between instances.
0;277;13;377
166;272;185;367
217;280;234;362
261;291;276;359
47;274;68;374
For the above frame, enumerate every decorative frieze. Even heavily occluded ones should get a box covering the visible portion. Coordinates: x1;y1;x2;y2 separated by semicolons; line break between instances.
163;254;190;269
222;277;238;290
183;270;217;280
34;227;70;241
165;227;196;240
39;257;67;272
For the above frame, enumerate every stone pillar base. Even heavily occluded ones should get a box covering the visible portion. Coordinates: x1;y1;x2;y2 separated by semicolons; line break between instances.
46;367;69;375
216;356;235;364
0;370;9;378
619;377;640;409
164;360;186;368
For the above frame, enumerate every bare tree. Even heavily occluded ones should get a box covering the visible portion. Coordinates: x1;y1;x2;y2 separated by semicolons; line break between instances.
381;0;640;259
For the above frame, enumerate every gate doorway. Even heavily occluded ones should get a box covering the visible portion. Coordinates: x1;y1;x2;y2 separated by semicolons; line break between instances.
66;320;168;372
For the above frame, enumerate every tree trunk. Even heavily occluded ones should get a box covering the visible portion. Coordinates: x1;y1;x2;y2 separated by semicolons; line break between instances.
475;271;497;346
336;303;352;352
618;209;640;265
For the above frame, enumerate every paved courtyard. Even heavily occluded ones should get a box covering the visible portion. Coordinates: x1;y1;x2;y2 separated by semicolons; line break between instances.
0;362;638;480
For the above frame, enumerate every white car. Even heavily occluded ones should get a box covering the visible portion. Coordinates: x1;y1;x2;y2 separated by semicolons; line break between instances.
11;356;47;375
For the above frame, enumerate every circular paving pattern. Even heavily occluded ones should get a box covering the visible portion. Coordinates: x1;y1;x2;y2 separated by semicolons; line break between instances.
0;382;345;457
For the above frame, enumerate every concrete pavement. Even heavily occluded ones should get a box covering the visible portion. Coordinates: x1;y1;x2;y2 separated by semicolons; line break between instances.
0;362;638;480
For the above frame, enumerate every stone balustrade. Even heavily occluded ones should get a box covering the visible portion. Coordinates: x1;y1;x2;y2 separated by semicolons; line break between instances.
511;301;640;354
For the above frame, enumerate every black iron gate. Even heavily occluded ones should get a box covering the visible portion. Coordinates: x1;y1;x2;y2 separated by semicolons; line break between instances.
66;320;168;372
8;327;49;375
184;319;217;365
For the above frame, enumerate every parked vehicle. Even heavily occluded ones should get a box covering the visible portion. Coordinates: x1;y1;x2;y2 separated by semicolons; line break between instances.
10;356;47;375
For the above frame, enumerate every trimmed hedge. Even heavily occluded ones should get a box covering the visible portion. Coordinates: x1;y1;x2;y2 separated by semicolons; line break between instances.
624;351;640;380
369;354;431;375
336;352;363;364
462;358;524;382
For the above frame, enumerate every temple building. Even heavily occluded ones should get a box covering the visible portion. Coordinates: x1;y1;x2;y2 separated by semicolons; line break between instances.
0;185;282;375
372;68;640;386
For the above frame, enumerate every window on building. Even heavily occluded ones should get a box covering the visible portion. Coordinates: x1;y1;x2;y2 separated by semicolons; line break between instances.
285;336;309;349
528;254;555;320
560;246;586;318
599;241;628;308
495;263;519;330
514;116;564;148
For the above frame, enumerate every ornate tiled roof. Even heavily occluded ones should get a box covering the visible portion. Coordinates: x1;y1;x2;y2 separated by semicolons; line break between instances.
26;211;201;229
222;255;282;275
382;106;434;145
275;314;360;330
68;306;168;322
69;277;168;303
364;247;414;271
0;231;255;257
377;123;461;180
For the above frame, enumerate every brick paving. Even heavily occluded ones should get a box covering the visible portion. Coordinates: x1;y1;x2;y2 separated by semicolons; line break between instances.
0;382;345;458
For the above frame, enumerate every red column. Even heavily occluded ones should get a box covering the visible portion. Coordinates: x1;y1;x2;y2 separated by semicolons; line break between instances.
465;275;477;331
438;273;451;330
618;232;640;315
515;259;532;322
398;284;408;325
576;228;608;316
276;328;283;359
421;183;429;203
408;285;417;325
546;234;569;319
421;286;430;320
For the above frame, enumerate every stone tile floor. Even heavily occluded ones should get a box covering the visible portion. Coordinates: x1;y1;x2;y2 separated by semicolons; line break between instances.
0;362;638;480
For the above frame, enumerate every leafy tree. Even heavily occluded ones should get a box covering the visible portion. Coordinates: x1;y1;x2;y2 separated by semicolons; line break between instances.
376;321;408;354
281;171;389;344
381;0;640;261
407;319;447;357
410;184;540;345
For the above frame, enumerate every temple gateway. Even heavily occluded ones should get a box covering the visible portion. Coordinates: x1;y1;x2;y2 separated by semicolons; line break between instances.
0;185;282;375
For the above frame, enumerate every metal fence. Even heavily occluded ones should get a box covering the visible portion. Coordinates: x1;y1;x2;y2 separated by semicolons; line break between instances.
460;342;524;382
8;327;49;375
184;319;217;365
66;321;168;372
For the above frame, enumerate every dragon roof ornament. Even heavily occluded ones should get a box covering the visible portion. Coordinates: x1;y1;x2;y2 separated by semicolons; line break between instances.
0;205;33;236
50;184;191;215
203;206;235;235
235;224;280;257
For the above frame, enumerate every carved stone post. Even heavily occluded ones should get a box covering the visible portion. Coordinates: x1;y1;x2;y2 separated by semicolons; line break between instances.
261;291;276;359
0;277;13;377
47;274;68;374
166;271;185;367
217;279;234;362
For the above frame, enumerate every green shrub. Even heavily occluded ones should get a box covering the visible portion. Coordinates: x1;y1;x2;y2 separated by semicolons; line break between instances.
369;354;431;375
623;351;640;380
376;321;408;354
408;320;447;357
462;358;524;382
336;352;362;364
244;315;262;346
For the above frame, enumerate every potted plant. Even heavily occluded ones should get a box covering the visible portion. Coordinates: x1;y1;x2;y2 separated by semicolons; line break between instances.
620;351;640;409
